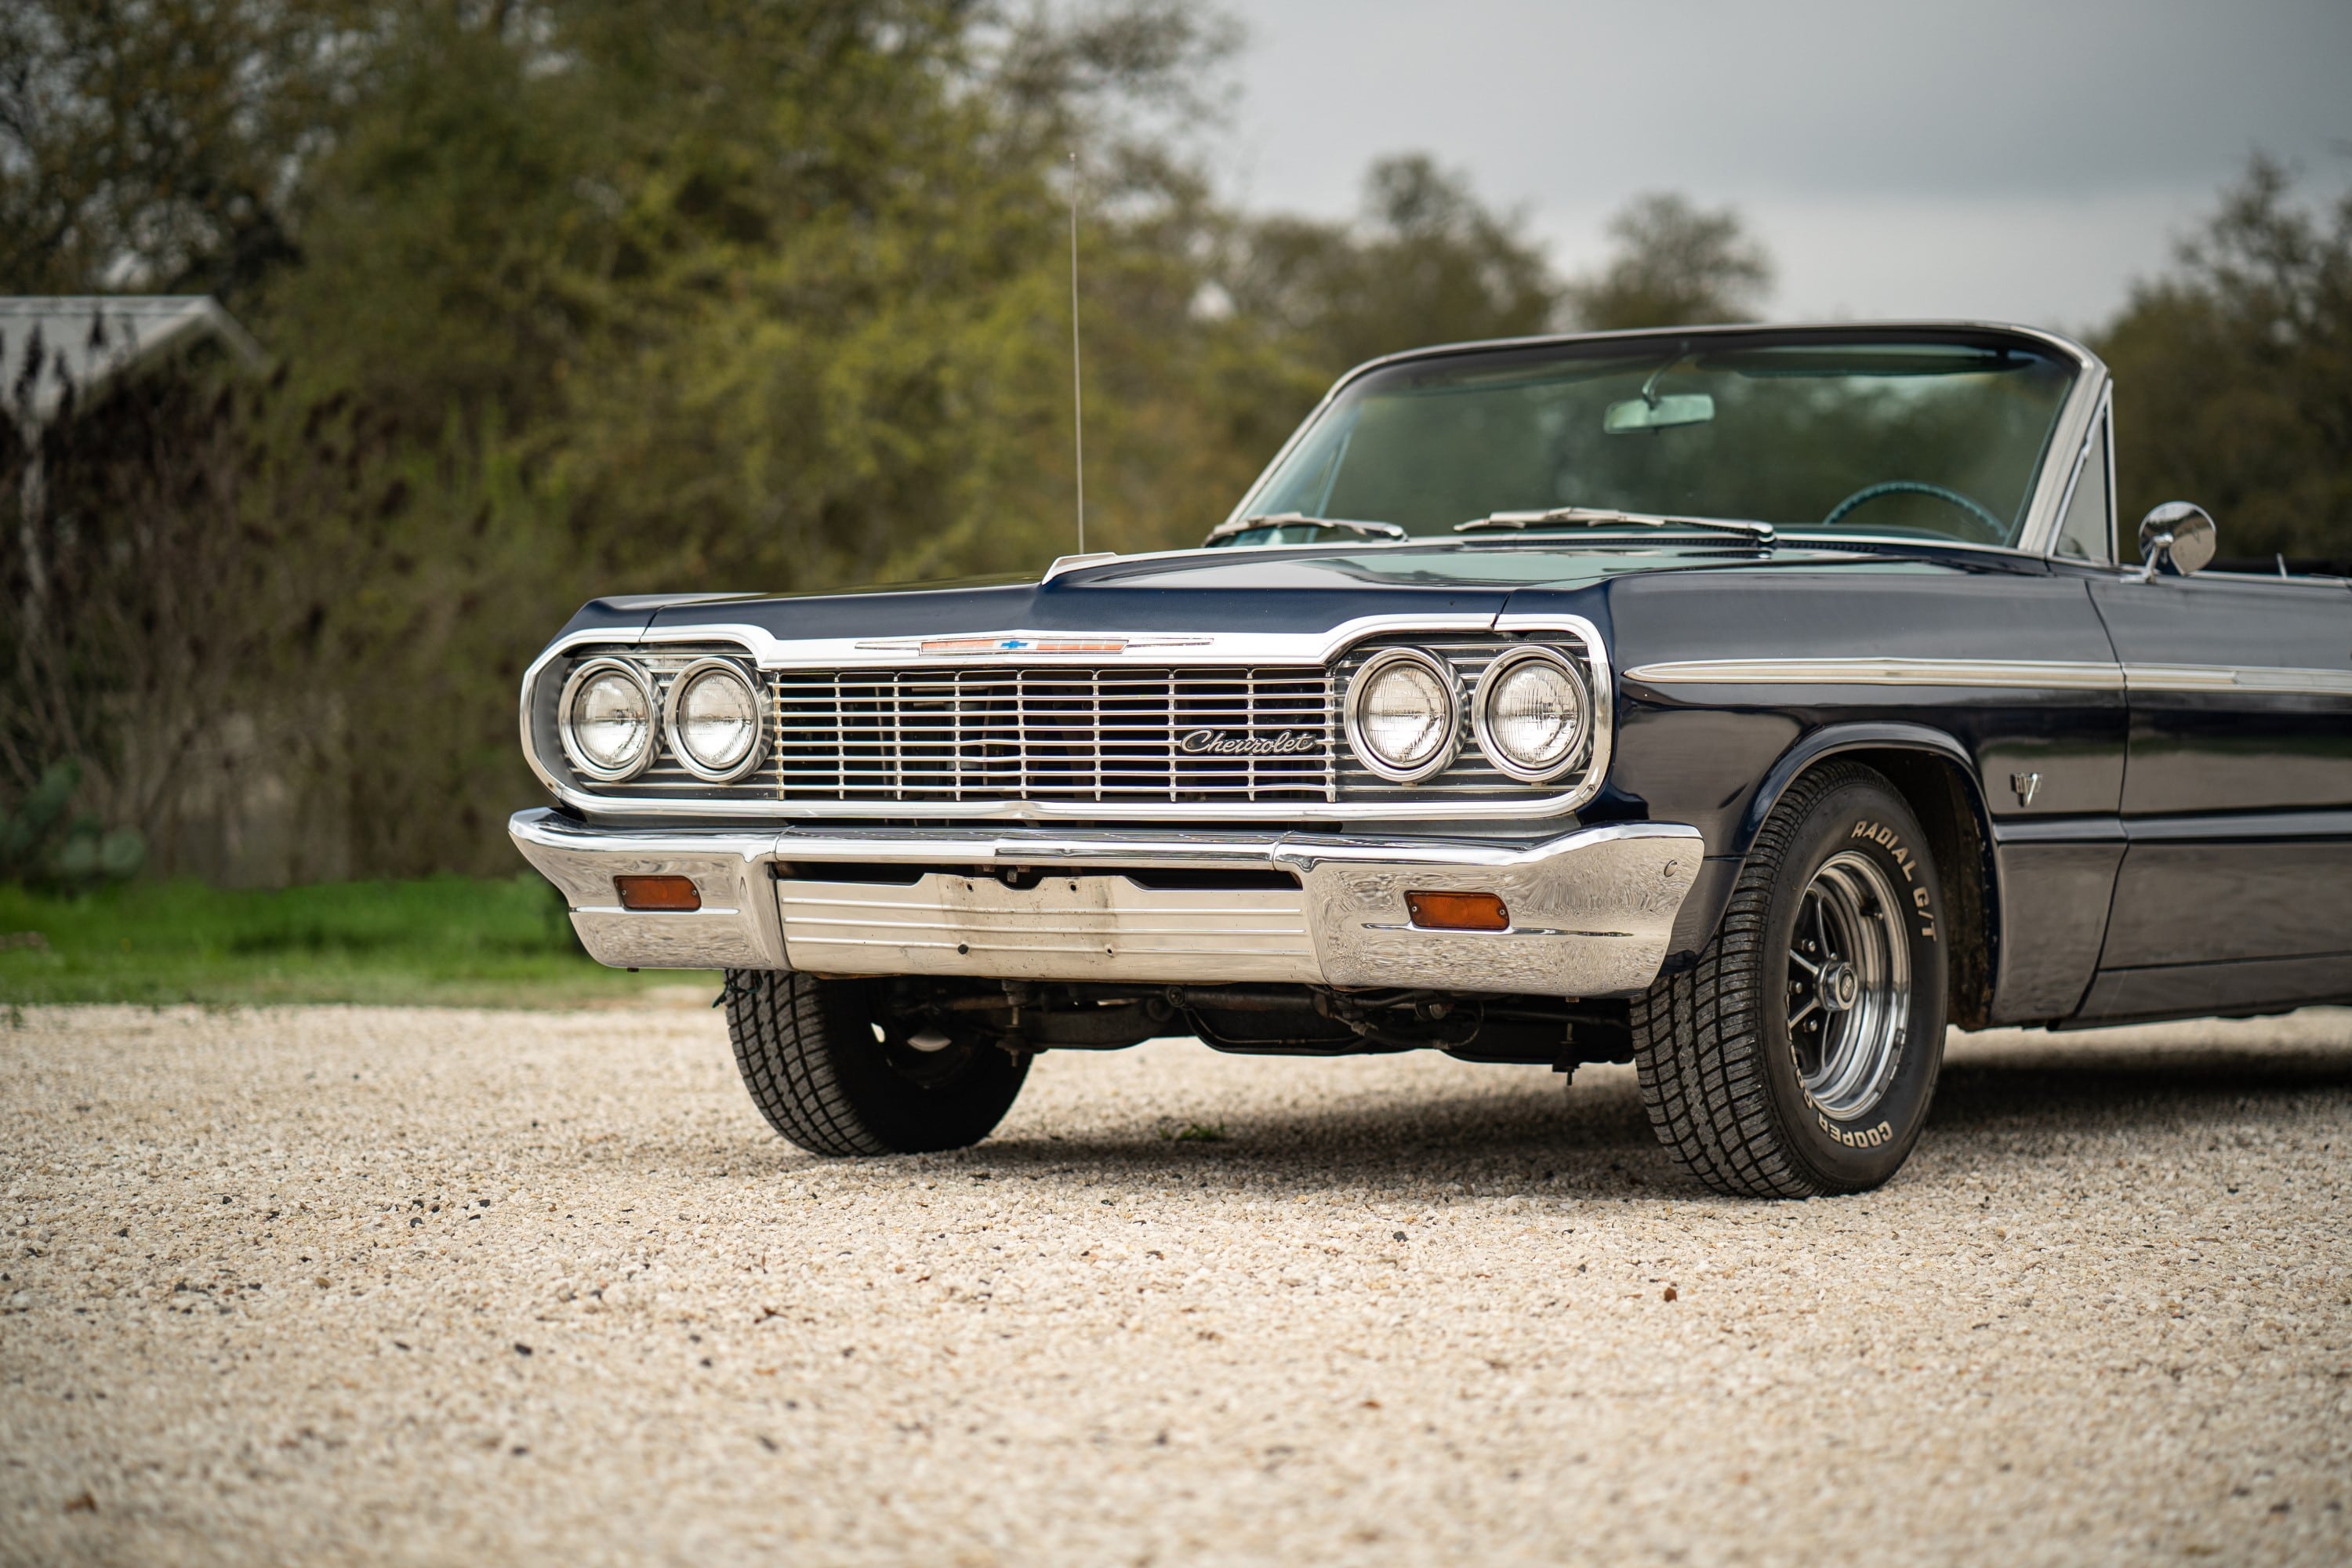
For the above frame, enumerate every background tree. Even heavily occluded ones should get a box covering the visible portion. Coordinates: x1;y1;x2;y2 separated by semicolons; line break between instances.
1219;154;1561;379
1;1;1312;876
1565;192;1773;330
2097;155;2352;564
1;340;402;882
0;0;370;300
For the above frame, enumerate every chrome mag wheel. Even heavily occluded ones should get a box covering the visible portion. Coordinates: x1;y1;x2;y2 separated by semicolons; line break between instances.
1632;762;1949;1197
1786;850;1912;1119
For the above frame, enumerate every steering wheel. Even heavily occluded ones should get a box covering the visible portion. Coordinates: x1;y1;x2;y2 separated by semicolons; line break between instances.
1820;481;2008;543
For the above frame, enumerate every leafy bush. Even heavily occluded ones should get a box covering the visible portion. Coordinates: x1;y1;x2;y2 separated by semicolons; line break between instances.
0;760;143;892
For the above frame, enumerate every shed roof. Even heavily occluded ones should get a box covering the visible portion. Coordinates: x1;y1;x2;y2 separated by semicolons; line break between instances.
0;296;264;428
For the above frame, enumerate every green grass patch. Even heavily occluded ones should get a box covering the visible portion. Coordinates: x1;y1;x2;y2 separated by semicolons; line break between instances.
0;874;716;1007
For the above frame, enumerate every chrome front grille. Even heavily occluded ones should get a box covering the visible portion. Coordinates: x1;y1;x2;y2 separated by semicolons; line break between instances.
558;629;1605;818
771;666;1334;804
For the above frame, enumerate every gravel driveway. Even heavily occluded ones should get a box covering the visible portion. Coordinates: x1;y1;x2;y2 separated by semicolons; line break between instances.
4;1001;2349;1566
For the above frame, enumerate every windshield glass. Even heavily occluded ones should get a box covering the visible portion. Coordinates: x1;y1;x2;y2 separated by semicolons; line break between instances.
1229;332;2080;546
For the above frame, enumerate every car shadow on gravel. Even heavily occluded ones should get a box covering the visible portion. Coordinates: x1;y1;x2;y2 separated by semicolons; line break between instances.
1929;1040;2352;1132
689;1069;1692;1199
671;1037;2352;1199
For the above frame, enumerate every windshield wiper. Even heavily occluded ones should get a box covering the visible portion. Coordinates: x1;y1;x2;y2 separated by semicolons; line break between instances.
1455;506;1775;543
1203;512;1410;546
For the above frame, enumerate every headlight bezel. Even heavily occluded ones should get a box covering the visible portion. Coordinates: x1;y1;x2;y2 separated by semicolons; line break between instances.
1472;644;1592;784
1344;647;1461;784
662;657;768;783
557;656;657;782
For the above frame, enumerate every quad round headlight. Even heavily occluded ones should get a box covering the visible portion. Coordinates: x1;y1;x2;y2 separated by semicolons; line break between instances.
558;658;655;782
1345;648;1459;782
664;659;765;782
1473;647;1589;782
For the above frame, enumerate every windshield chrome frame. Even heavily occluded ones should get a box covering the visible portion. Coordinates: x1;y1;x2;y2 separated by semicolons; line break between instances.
1213;320;2111;565
2036;379;2117;565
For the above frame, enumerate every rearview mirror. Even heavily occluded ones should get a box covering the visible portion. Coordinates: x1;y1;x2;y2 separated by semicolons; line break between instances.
1603;393;1715;434
2136;501;2217;580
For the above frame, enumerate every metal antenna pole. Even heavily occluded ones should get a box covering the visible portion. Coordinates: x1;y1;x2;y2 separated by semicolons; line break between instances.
1069;151;1084;555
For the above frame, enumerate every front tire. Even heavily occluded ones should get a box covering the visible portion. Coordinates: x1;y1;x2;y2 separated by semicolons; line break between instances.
1632;763;1948;1197
724;971;1030;1156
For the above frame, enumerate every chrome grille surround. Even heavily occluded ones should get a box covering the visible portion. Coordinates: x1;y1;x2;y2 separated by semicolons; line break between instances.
519;612;1613;822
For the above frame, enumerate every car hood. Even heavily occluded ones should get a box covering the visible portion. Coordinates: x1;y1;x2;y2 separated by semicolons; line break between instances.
596;538;2001;644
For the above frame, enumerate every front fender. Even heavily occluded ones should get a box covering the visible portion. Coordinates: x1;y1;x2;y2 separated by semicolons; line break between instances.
1732;721;1985;859
1659;721;1999;980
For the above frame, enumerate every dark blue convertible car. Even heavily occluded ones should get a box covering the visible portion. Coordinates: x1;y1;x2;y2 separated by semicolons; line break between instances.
510;322;2352;1196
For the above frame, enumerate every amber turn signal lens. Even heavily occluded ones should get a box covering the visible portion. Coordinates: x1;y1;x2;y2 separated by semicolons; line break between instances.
615;874;701;912
1405;890;1509;931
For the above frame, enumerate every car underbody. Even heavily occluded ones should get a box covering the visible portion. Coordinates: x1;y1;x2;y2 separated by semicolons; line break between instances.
823;975;1635;1064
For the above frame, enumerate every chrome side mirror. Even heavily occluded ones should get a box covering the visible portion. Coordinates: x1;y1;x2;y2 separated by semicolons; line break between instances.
2137;502;2217;581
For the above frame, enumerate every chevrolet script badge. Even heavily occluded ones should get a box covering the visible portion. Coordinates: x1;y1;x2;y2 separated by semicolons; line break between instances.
1178;730;1320;756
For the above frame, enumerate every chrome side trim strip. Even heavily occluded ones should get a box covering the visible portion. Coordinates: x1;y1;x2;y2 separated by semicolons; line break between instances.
1992;810;2352;848
2121;808;2352;843
2121;663;2352;698
1988;815;2125;847
1626;657;2127;691
1628;656;2352;699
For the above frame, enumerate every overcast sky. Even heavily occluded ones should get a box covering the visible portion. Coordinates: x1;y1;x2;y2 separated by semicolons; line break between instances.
1214;0;2352;332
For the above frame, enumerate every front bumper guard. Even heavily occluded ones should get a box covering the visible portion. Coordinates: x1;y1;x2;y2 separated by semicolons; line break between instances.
509;809;1703;998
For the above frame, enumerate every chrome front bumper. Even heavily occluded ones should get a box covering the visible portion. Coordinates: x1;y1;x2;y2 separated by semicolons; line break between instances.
508;809;1703;997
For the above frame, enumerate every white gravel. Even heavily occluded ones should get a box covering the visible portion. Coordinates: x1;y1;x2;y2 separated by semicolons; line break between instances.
3;1000;2350;1567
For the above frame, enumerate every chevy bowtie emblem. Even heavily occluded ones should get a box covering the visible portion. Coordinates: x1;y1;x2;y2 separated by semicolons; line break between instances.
918;635;1129;655
1179;729;1321;756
